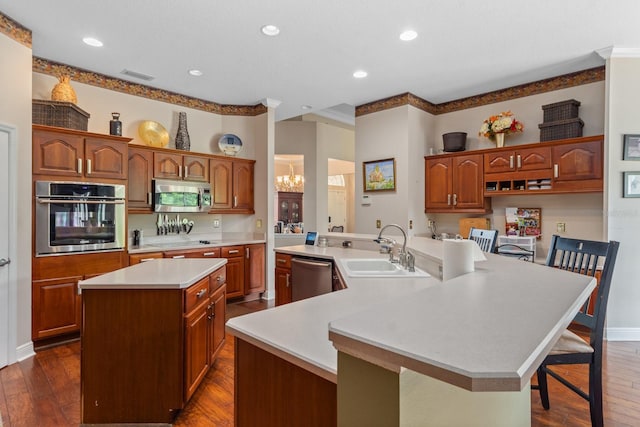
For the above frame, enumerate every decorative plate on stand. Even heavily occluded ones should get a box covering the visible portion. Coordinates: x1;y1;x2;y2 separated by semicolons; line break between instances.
218;134;243;156
138;121;169;147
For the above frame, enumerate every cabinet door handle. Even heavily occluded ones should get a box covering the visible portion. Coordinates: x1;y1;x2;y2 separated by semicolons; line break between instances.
246;247;249;259
86;159;92;175
147;192;152;205
140;257;158;262
234;196;238;207
554;164;559;178
277;258;287;264
447;194;451;206
77;158;83;174
172;255;186;259
217;276;224;283
203;252;216;256
178;165;182;178
228;250;239;254
517;155;522;169
509;155;514;169
286;273;290;287
196;288;207;298
184;165;189;178
453;194;458;206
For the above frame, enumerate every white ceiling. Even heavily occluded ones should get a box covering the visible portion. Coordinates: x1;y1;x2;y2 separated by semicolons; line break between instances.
3;1;640;123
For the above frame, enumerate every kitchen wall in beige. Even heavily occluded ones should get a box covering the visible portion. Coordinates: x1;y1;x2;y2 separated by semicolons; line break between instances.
602;51;640;340
355;106;411;235
0;32;33;362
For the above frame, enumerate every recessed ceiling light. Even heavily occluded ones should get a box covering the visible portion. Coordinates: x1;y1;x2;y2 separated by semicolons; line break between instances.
399;30;418;41
301;105;312;110
261;25;280;36
188;69;203;76
82;37;103;47
353;70;368;79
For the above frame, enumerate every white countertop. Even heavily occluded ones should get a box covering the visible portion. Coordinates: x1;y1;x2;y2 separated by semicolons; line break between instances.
128;233;265;254
78;258;227;289
225;237;595;391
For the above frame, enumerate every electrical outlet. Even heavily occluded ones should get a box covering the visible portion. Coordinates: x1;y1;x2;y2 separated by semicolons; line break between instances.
256;219;262;229
213;219;220;228
376;219;381;229
409;220;413;230
428;219;435;227
556;222;566;233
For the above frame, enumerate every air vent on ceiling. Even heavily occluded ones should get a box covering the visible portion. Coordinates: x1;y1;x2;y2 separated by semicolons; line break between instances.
120;69;155;81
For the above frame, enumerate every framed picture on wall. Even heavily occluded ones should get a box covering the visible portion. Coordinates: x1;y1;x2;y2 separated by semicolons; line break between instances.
623;134;640;160
363;158;396;192
623;172;640;197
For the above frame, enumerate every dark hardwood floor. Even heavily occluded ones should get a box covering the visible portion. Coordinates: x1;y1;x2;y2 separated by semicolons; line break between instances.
1;300;639;426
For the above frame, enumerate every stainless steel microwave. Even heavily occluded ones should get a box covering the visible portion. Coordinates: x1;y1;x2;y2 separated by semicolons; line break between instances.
153;179;212;213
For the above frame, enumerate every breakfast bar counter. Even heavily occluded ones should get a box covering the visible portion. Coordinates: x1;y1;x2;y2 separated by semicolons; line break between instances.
226;237;596;427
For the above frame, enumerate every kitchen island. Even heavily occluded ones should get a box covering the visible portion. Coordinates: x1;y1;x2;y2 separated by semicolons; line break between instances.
226;237;596;427
78;258;227;424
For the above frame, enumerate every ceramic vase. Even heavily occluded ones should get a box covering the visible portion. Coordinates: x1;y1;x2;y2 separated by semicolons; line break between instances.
495;133;505;148
175;112;190;151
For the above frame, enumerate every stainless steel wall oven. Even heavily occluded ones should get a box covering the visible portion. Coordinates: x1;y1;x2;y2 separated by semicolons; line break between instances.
35;181;126;256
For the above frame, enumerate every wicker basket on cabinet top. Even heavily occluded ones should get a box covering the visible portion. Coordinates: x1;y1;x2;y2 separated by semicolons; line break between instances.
541;99;580;122
32;99;90;131
538;118;584;142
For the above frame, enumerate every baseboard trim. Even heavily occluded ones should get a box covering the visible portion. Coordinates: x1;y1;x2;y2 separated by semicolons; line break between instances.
16;341;35;361
606;327;640;341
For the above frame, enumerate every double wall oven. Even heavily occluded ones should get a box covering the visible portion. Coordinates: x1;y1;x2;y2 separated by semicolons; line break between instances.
35;181;126;256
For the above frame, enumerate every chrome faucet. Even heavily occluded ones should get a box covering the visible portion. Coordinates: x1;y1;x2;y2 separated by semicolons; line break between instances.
374;224;412;268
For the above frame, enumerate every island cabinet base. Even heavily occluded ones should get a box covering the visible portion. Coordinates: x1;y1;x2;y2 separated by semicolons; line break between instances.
234;337;337;427
337;352;531;427
81;289;184;424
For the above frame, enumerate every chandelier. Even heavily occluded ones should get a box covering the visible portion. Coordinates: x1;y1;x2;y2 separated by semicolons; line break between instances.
275;162;304;192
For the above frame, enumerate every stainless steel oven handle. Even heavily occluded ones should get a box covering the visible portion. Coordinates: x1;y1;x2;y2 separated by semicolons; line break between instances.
37;199;125;204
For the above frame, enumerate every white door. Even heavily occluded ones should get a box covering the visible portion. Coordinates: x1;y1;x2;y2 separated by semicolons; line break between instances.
0;128;10;368
328;188;347;231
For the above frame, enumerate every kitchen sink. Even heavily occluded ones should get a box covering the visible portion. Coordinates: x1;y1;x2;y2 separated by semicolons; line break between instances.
339;258;430;278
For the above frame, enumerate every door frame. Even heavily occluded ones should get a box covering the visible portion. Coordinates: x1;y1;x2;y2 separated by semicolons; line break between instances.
0;123;19;367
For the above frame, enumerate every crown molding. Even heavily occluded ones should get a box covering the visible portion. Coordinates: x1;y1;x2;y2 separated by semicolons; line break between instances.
599;46;640;59
0;11;31;48
356;66;606;117
33;57;267;116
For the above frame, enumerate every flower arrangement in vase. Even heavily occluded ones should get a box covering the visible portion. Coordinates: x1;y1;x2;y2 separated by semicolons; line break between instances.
478;111;524;147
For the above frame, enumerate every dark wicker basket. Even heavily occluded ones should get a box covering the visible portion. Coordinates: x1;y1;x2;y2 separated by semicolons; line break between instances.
538;118;584;142
32;99;90;131
541;99;580;122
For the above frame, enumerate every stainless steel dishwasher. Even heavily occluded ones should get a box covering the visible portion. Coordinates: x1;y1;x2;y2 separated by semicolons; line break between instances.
291;257;333;302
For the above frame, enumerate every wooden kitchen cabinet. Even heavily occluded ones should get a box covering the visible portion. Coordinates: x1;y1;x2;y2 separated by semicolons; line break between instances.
184;276;213;401
163;247;221;259
31;251;127;342
154;152;209;182
222;245;245;299
275;253;292;306
33;125;130;180
484;146;553;195
245;243;266;295
127;147;154;212
552;139;603;192
210;158;255;213
276;192;303;224
484;146;552;174
425;154;490;213
209;280;227;361
81;264;227;424
32;276;82;340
